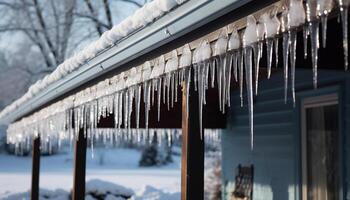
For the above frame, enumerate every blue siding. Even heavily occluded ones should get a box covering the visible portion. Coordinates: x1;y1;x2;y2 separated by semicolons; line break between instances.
221;69;350;200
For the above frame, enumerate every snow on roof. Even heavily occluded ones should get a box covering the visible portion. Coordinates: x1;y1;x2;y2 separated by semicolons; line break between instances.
0;0;187;121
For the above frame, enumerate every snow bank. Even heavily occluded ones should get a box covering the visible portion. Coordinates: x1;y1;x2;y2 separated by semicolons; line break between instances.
2;189;69;200
1;181;180;200
134;185;180;200
86;179;134;199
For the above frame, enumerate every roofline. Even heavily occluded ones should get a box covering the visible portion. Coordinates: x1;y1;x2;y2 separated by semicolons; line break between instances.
0;0;255;125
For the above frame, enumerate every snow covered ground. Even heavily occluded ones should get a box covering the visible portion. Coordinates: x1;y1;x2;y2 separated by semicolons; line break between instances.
0;147;181;199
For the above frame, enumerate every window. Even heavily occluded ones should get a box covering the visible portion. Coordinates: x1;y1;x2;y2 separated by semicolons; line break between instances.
301;94;340;200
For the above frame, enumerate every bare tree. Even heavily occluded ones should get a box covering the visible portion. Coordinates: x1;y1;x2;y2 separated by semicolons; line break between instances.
0;0;77;69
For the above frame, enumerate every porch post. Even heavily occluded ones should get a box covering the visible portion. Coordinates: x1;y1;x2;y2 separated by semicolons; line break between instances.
31;136;40;200
181;68;204;200
72;128;87;200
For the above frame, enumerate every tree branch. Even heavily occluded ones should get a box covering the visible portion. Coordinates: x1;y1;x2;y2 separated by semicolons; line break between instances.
32;0;58;65
83;0;103;36
103;0;113;29
117;0;143;8
59;0;76;64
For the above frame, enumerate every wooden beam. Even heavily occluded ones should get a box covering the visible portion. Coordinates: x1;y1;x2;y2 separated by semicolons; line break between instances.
72;128;87;200
31;136;40;200
181;68;204;200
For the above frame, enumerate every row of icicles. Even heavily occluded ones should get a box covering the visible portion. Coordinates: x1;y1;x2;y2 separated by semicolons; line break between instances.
7;0;350;150
8;128;221;156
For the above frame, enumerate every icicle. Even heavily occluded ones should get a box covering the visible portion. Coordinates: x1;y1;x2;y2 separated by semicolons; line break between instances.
142;61;152;129
238;51;244;107
135;85;141;128
174;72;178;104
215;58;222;111
151;81;155;106
166;74;171;110
171;73;174;108
303;26;309;59
255;19;266;95
184;67;191;119
340;7;349;70
210;61;215;88
157;77;162;121
118;92;123;130
163;76;166;105
143;82;150;129
309;21;320;88
253;43;261;96
198;62;205;139
226;54;233;107
124;90;129;129
128;87;134;130
317;0;333;48
216;54;228;113
283;32;289;103
243;15;258;149
281;9;289;103
289;30;297;106
194;40;211;138
214;29;229;112
266;38;273;79
244;47;254;149
287;0;305;105
164;50;178;110
274;37;279;68
321;15;328;48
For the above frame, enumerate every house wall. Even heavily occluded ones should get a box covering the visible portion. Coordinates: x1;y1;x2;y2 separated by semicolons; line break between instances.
221;69;350;200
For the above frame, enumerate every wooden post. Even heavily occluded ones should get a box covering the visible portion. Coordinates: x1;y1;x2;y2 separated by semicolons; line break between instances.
181;68;204;200
72;128;87;200
31;136;40;200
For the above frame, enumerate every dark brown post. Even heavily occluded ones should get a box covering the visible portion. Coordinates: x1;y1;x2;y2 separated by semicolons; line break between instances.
181;69;204;200
72;128;87;200
31;136;40;200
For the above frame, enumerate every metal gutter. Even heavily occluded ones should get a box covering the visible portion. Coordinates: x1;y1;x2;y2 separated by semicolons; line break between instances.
0;0;254;125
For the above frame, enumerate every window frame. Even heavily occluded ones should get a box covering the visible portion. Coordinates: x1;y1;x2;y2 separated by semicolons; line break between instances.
300;93;339;200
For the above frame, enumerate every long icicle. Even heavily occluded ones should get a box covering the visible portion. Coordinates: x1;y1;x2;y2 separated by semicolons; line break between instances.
239;50;244;107
341;7;349;70
198;62;205;139
145;81;151;129
321;15;328;48
185;67;191;120
253;43;261;96
216;58;222;112
303;25;309;59
157;77;162;121
244;47;254;150
135;85;141;129
283;32;289;103
274;37;279;68
220;55;227;113
226;53;233;107
289;29;297;107
233;52;238;82
309;21;320;88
